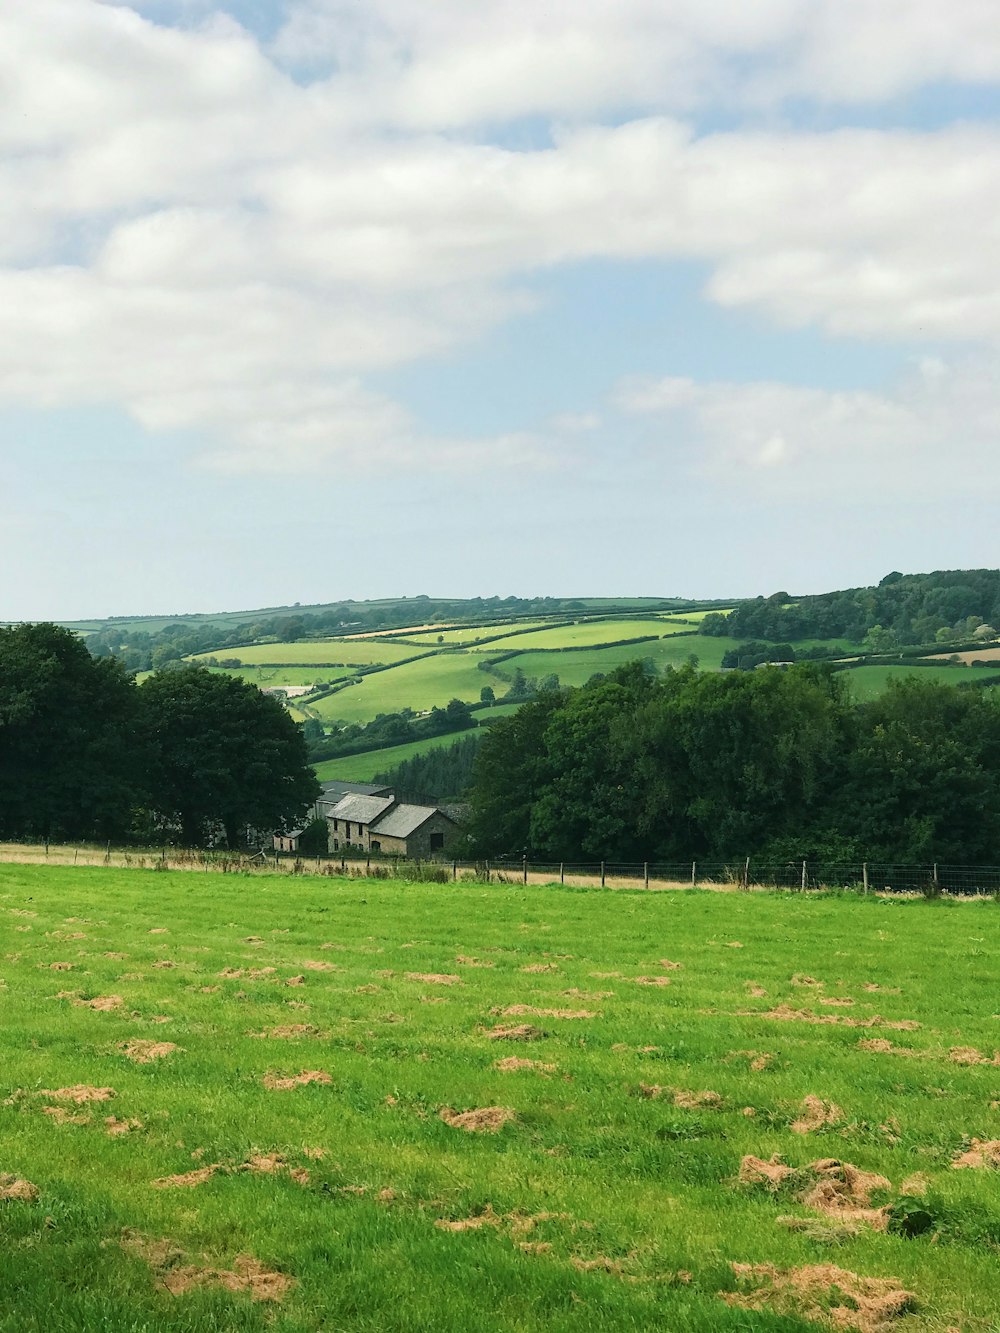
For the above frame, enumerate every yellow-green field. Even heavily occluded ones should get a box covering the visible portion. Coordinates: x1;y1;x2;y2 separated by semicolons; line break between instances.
0;865;998;1331
840;664;1000;700
189;640;424;667
309;653;493;725
313;729;485;782
467;619;697;651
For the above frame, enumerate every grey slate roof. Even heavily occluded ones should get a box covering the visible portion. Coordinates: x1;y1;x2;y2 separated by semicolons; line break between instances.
328;793;396;826
369;803;454;839
319;780;392;801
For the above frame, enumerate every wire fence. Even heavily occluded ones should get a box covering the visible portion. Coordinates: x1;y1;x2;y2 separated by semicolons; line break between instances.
1;840;999;897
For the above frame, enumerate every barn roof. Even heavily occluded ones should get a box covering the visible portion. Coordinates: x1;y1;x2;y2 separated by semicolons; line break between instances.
328;793;396;825
370;803;455;839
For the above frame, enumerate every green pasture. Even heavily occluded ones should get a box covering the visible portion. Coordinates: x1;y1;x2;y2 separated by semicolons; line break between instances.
189;640;426;668
840;664;1000;701
0;866;998;1331
203;665;349;689
314;730;486;782
471;619;698;652
309;653;492;726
397;621;553;646
501;634;742;687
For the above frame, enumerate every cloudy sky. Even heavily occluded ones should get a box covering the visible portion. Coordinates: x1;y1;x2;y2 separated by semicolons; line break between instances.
5;1;1000;618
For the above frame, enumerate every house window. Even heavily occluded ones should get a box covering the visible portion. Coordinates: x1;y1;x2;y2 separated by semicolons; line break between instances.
430;832;444;851
371;840;380;852
333;840;339;850
333;819;338;831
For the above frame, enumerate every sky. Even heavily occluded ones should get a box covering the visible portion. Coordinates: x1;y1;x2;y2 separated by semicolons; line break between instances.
5;1;1000;619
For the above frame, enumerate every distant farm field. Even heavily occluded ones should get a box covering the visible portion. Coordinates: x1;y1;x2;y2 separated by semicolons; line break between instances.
840;664;1000;700
309;653;492;725
190;640;424;667
313;729;485;782
467;618;699;651
0;866;998;1331
205;665;351;689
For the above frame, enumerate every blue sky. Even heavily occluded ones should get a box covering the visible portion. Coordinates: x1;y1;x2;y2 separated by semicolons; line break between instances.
4;1;1000;619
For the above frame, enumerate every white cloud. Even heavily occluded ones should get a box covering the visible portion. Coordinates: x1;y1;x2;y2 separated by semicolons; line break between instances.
274;0;1000;122
3;3;1000;475
615;357;1000;499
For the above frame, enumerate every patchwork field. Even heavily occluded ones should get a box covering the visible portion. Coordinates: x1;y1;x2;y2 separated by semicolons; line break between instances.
309;653;494;725
313;729;486;782
1;866;998;1331
190;640;425;667
840;664;1000;700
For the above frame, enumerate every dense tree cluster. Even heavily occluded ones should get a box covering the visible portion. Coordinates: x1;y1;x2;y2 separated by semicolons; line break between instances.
373;734;482;803
306;699;476;763
0;625;318;846
702;569;1000;646
468;661;1000;864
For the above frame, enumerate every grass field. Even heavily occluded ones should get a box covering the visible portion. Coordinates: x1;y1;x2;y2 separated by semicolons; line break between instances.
313;729;486;782
204;665;351;689
397;622;553;646
840;664;1000;700
309;653;492;725
189;641;424;668
468;619;699;652
0;866;998;1331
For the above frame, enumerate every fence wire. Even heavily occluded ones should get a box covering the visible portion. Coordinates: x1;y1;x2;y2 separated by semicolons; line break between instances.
2;840;1000;895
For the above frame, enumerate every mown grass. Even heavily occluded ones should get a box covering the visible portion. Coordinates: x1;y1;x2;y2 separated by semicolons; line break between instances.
0;867;998;1331
466;619;701;651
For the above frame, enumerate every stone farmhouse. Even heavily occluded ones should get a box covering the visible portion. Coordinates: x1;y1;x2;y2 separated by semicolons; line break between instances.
326;790;460;858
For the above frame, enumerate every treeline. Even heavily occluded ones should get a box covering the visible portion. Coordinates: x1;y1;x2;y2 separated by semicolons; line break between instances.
305;699;477;763
373;734;483;802
0;625;318;846
468;661;1000;864
82;594;643;673
703;568;1000;646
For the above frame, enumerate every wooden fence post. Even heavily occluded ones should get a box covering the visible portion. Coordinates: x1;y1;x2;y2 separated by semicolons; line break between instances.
862;862;869;894
743;856;750;891
644;861;649;890
801;860;807;892
559;862;564;884
691;861;696;887
600;861;606;888
523;856;527;885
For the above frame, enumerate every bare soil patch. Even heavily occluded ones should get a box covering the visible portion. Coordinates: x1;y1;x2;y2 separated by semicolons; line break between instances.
439;1106;516;1133
721;1262;914;1332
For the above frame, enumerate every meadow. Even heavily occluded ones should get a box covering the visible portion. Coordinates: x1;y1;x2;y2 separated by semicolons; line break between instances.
189;641;424;668
309;654;494;726
839;665;1000;701
0;865;997;1331
313;730;486;783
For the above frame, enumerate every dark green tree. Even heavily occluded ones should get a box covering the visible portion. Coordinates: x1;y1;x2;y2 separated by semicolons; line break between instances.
0;623;143;840
139;666;319;847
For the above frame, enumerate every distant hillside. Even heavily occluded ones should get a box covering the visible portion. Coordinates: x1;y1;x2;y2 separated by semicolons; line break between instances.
701;569;1000;648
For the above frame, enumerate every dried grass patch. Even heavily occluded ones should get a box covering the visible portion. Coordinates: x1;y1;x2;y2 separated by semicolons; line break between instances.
159;1251;293;1302
486;1024;545;1041
248;1024;328;1040
105;1116;142;1136
0;1175;39;1202
43;1106;91;1125
120;1040;179;1063
152;1165;222;1189
262;1070;332;1091
791;1096;845;1134
79;995;124;1012
658;959;682;970
494;1057;555;1074
455;955;494;968
951;1138;1000;1169
41;1085;115;1104
302;960;341;972
754;1004;919;1031
949;1046;1000;1066
739;1155;892;1230
499;1005;596;1019
520;963;559;974
405;972;461;985
439;1106;516;1133
435;1205;502;1232
721;1262;914;1332
632;976;672;987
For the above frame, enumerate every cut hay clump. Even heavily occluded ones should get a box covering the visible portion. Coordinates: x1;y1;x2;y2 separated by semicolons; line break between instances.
439;1106;516;1133
720;1262;914;1332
